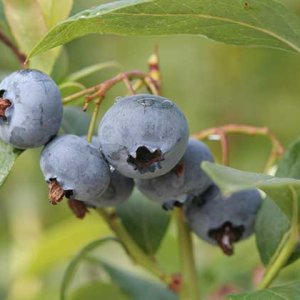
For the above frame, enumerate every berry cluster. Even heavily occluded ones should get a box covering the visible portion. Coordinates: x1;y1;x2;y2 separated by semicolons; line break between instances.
0;69;262;255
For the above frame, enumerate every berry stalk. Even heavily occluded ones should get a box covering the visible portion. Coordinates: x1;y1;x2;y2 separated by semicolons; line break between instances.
97;208;172;284
174;207;200;300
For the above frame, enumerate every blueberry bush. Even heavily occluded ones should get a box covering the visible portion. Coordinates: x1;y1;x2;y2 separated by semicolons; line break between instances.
1;1;300;300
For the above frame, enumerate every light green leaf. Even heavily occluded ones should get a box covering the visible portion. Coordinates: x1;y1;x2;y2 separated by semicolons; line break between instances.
70;282;129;300
61;237;120;300
0;140;22;186
201;161;300;221
29;0;300;59
256;138;300;266
26;215;110;277
227;281;300;300
3;0;72;73
37;0;73;28
116;189;170;255
102;262;177;300
60;106;91;136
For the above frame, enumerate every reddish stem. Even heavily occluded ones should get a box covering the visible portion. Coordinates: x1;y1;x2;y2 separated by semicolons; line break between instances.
63;70;159;110
0;30;26;67
193;124;284;172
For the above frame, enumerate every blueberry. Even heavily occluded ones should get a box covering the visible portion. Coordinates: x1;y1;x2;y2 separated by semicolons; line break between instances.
136;138;214;205
0;69;63;149
184;184;262;255
86;170;134;208
98;94;189;179
40;135;111;206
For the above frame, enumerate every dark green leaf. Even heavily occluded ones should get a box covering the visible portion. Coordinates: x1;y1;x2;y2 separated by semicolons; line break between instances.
29;0;300;59
116;189;170;255
61;237;120;300
256;138;300;266
276;138;300;179
227;281;300;300
102;261;177;300
0;140;21;187
255;197;290;265
61;106;91;136
202;161;300;221
70;282;129;300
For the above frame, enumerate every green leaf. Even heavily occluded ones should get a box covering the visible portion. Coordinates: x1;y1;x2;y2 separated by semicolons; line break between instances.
255;197;290;266
37;0;74;28
0;140;21;187
61;237;120;300
70;282;129;300
102;262;177;300
116;189;170;255
61;106;91;136
276;138;300;179
3;0;72;73
256;138;300;266
29;0;300;59
202;161;300;221
227;281;300;300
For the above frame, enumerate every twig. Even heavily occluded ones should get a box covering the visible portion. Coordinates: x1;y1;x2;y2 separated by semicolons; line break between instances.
86;96;105;142
0;29;26;67
193;124;284;172
62;70;159;109
148;46;162;93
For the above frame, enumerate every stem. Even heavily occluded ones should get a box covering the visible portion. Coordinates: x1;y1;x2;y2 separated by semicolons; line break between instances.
97;208;171;284
148;45;162;94
0;29;26;67
257;186;299;289
86;97;104;143
62;70;159;106
174;207;200;300
216;128;229;165
193;124;284;172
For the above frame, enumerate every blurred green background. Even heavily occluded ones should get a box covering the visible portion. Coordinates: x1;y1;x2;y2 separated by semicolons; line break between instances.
1;0;300;299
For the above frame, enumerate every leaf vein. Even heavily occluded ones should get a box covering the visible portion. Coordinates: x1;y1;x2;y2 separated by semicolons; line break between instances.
109;11;300;52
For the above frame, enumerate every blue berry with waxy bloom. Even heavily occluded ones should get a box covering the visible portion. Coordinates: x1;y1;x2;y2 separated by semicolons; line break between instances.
184;184;262;255
136;138;214;207
86;170;134;208
40;135;111;207
0;69;63;149
98;94;189;179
